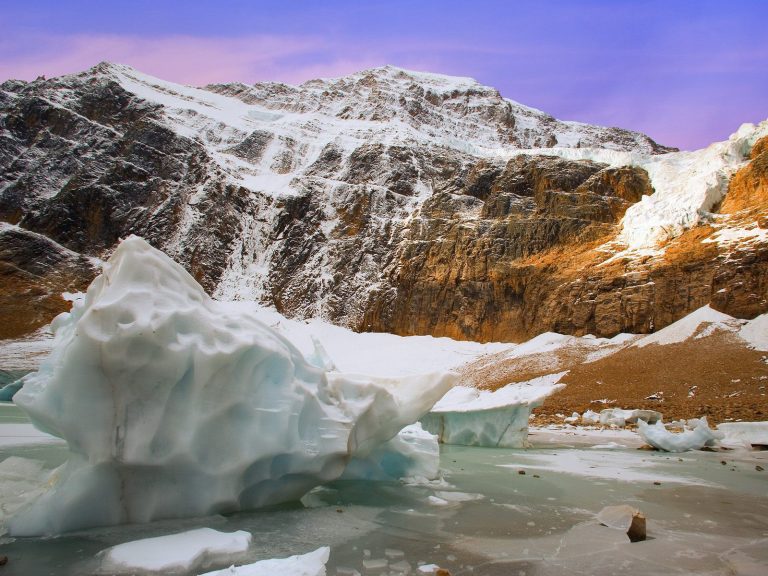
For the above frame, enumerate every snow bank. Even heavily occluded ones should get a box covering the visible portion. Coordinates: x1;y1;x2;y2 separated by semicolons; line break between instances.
739;313;768;351
421;372;567;448
637;417;724;452
242;305;507;378
633;305;737;347
8;237;455;536
199;546;329;576
98;528;251;573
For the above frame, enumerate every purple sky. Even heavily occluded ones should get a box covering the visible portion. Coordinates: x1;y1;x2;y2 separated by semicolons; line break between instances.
2;0;766;150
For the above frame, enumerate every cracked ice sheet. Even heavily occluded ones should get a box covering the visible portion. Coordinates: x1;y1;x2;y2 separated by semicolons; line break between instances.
498;450;718;486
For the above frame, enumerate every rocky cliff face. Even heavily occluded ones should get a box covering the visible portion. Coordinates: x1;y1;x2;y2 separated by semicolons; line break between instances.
0;63;765;341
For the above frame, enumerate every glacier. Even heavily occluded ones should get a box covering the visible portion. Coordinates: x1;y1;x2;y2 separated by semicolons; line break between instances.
7;236;455;536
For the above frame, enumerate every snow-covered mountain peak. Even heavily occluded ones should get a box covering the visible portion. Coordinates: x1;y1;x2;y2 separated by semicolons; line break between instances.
301;64;488;96
3;61;765;343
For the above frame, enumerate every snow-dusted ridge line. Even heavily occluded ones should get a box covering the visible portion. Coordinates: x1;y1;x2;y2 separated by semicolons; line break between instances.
76;62;766;255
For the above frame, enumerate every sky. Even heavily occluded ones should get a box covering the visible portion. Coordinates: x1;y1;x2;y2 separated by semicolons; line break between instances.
1;0;766;150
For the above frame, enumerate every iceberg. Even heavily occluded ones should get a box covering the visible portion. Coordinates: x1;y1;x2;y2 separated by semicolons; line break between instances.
8;236;455;536
420;372;567;448
637;417;724;452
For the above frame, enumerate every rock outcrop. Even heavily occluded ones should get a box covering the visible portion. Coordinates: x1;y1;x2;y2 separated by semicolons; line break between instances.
0;63;765;342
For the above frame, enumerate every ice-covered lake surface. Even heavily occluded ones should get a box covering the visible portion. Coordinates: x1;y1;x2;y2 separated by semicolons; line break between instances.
1;404;766;576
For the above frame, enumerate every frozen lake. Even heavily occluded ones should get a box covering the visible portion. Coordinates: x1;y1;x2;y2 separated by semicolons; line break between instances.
1;403;767;576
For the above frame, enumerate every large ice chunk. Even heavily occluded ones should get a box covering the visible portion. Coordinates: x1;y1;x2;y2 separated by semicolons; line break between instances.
8;236;455;536
342;422;440;481
637;417;724;452
420;372;567;448
98;528;251;573
199;546;329;576
717;422;768;447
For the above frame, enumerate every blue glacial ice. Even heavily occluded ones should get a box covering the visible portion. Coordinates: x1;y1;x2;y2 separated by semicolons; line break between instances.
8;236;455;535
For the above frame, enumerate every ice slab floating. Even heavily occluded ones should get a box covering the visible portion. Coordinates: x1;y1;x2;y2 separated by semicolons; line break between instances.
8;236;455;535
98;528;251;573
637;417;724;452
421;372;567;448
199;546;329;576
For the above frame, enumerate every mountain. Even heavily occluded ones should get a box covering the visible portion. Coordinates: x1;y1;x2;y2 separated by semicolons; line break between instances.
0;62;766;341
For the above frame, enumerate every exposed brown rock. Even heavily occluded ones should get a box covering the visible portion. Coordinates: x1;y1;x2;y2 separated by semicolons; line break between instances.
0;227;97;338
460;326;768;424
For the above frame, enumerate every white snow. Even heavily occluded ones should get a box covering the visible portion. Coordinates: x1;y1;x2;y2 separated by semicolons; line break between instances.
198;546;329;576
99;528;251;573
738;313;768;351
430;372;567;413
633;305;739;347
230;305;508;378
703;223;768;248
7;236;455;536
637;418;724;452
421;372;567;448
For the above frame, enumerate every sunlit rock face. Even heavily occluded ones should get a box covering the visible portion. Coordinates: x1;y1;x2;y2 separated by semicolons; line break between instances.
9;236;454;536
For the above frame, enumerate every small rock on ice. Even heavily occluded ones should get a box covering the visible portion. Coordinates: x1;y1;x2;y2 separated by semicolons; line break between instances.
597;505;647;542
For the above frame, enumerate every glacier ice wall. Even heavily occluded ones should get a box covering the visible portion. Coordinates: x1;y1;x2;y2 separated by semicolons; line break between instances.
9;236;455;536
420;372;567;448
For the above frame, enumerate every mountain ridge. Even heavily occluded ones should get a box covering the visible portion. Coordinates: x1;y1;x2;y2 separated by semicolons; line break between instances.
0;62;765;341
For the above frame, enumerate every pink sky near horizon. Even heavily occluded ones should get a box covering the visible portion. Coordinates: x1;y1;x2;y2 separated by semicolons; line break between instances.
1;6;765;152
0;34;379;86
